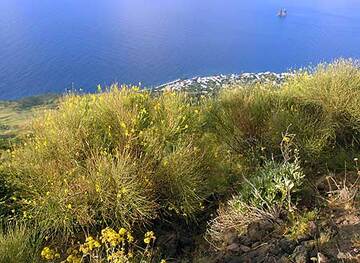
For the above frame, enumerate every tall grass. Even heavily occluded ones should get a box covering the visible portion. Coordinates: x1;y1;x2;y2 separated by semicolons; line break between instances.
0;224;41;263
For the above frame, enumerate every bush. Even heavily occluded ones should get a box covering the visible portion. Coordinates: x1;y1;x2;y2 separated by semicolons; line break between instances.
211;59;360;170
238;159;305;211
281;59;360;168
207;159;305;244
209;85;276;166
4;87;223;237
3;59;360;260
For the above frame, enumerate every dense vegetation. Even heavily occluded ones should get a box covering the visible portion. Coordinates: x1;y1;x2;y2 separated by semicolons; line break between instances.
0;60;359;262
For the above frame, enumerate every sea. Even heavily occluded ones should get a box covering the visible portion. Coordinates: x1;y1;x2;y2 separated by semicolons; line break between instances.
1;0;360;99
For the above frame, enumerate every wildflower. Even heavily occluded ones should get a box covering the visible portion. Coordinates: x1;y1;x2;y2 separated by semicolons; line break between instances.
79;236;101;254
41;246;60;261
107;250;127;262
127;233;134;243
101;227;122;246
143;231;156;244
95;183;101;193
118;227;127;236
282;136;291;143
65;254;81;263
120;122;127;129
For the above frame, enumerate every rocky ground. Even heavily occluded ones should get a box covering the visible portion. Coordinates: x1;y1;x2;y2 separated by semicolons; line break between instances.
153;173;360;263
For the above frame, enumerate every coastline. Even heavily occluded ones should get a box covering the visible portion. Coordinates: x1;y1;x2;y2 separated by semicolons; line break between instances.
153;72;293;94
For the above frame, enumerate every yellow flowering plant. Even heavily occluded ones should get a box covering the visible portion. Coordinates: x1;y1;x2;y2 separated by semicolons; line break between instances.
65;227;143;263
40;246;60;261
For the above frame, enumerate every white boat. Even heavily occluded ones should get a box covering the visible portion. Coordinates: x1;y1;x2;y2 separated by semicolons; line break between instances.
277;8;287;17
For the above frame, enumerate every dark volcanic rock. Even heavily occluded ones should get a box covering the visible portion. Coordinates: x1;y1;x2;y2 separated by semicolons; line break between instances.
292;245;309;263
279;238;297;254
247;220;274;242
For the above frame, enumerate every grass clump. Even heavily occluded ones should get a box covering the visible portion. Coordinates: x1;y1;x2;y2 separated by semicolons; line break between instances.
3;87;222;239
0;224;41;263
211;59;360;171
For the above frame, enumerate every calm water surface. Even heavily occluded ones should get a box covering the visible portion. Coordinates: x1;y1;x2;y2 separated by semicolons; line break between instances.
1;0;360;99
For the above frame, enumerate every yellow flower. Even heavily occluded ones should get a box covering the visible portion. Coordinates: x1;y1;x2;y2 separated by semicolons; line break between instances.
143;237;151;244
41;246;59;261
101;227;121;246
66;254;81;263
127;233;134;243
143;231;156;244
120;122;127;129
80;235;101;254
282;136;291;143
118;228;127;236
95;183;101;193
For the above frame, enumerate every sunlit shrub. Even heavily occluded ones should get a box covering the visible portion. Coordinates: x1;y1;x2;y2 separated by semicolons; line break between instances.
209;86;275;166
4;87;224;238
281;59;360;167
211;59;360;169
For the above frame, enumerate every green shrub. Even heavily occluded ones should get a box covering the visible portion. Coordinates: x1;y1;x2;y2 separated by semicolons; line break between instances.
238;159;305;211
281;59;360;167
207;159;305;244
4;87;224;237
211;59;360;170
209;86;276;166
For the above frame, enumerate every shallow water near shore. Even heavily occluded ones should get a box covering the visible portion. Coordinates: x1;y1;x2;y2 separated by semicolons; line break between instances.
1;0;360;99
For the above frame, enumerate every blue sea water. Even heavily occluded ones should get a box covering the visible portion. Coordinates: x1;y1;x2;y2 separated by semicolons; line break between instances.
1;0;360;99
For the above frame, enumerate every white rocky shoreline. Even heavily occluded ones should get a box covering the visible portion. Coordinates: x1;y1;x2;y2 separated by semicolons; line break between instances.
153;72;294;94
